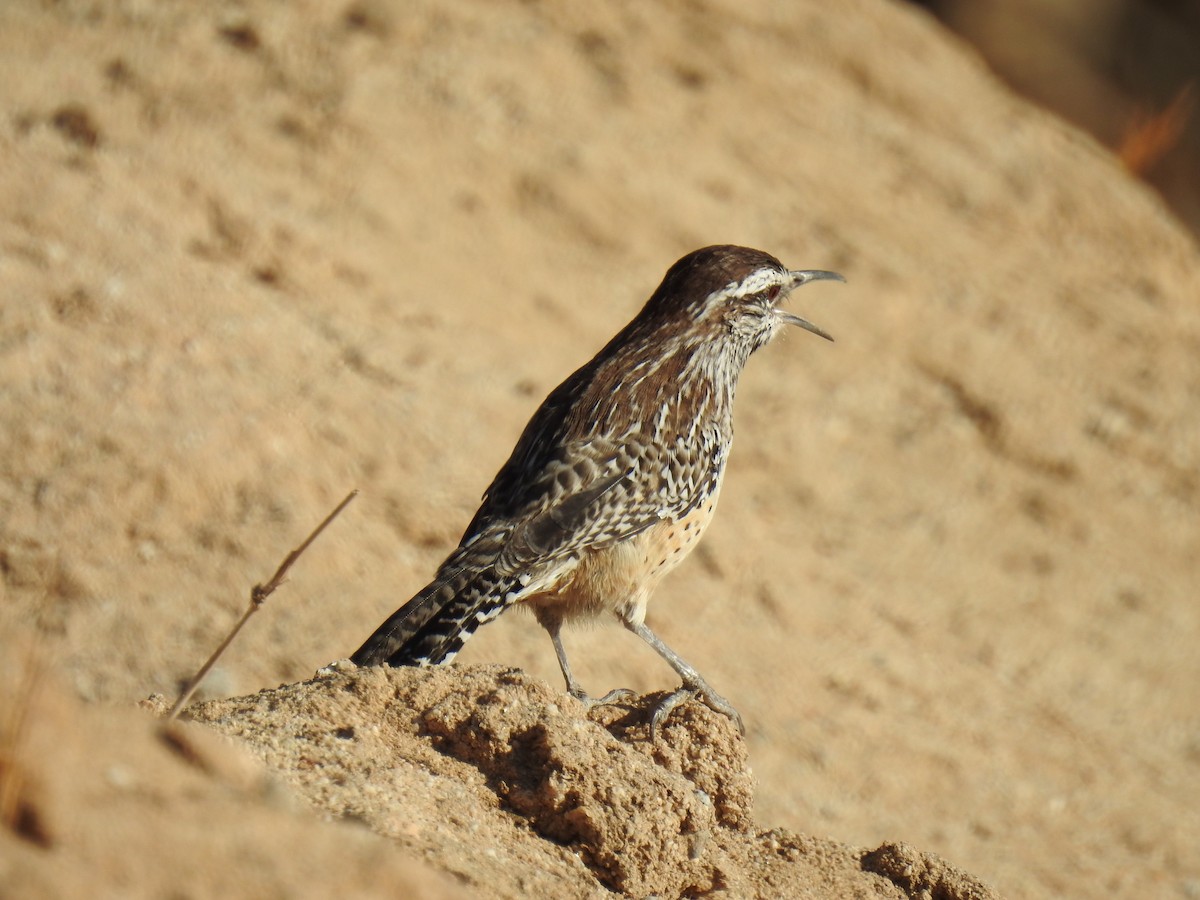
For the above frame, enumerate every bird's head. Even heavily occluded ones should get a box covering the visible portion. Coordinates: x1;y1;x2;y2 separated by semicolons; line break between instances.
642;245;842;356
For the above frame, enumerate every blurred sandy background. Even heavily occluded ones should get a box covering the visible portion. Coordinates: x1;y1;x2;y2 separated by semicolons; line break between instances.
1;0;1198;897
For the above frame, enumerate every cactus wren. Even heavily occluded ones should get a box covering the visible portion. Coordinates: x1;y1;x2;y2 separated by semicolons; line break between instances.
352;245;842;736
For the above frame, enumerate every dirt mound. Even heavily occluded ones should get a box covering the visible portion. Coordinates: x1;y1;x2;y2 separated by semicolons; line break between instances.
183;663;994;899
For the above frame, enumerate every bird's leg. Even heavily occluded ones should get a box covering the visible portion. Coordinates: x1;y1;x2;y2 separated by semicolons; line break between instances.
547;621;587;700
539;611;633;707
620;614;745;740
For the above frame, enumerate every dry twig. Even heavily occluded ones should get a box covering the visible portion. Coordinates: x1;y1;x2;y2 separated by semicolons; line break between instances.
1;579;54;846
0;631;49;845
166;489;358;722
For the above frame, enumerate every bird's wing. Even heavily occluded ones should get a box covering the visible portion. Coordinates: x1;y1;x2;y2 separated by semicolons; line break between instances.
484;432;723;580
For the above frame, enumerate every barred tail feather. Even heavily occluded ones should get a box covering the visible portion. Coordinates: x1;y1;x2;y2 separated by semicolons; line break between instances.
385;587;512;667
351;562;518;668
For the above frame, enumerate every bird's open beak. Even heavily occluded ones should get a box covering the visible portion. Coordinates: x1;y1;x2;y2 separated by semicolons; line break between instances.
776;269;844;342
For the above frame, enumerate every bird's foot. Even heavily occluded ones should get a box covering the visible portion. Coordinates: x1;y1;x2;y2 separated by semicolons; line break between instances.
648;681;745;742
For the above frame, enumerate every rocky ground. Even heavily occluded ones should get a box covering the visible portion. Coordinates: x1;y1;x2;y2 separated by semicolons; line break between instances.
2;1;1198;897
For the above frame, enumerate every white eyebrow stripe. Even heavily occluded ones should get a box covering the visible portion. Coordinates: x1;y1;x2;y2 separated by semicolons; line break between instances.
696;266;790;320
724;266;788;299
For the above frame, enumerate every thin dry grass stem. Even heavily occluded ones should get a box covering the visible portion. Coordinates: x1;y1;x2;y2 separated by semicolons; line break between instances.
0;588;52;846
166;489;359;722
0;635;41;837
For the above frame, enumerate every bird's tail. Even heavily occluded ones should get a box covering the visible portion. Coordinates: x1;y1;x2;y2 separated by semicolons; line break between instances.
350;559;516;668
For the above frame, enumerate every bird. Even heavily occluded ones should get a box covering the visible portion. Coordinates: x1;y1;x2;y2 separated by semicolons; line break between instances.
352;245;842;738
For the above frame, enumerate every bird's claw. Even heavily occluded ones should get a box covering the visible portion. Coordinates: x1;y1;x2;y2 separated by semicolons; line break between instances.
648;682;745;742
569;686;637;708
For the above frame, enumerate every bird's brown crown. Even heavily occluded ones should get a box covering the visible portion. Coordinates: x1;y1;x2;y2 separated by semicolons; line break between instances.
641;245;788;323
